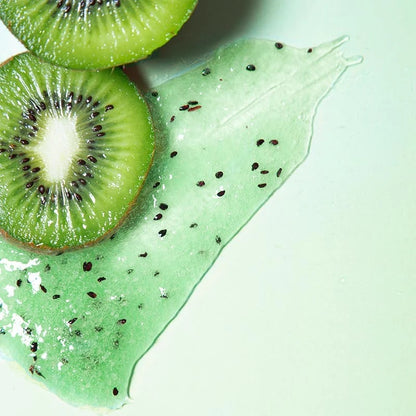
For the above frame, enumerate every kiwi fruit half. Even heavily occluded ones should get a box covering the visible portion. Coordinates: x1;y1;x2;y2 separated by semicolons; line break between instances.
0;0;198;70
0;52;154;251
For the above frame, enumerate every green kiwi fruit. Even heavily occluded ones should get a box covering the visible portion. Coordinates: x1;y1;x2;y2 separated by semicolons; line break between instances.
0;0;198;70
0;52;154;251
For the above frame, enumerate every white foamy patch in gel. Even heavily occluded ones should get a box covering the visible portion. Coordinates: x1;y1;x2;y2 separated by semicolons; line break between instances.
159;287;168;298
4;285;15;298
57;335;68;347
35;324;44;337
27;272;42;294
10;313;32;346
0;258;39;272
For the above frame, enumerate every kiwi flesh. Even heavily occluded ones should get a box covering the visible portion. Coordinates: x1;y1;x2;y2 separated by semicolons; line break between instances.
0;52;154;251
0;0;198;70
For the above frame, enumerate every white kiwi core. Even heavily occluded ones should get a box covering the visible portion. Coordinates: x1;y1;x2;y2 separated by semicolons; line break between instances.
34;116;80;183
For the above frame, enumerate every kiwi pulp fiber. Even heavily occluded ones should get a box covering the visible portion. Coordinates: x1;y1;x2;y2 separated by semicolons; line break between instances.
0;53;154;251
0;0;198;70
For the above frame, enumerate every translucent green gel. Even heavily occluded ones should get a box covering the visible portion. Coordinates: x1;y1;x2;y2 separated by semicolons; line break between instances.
0;38;360;408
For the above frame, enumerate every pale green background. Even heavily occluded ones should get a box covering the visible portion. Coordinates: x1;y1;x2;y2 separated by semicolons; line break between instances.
0;0;415;415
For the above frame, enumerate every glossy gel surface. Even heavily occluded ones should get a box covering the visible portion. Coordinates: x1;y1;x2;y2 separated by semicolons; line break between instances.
0;38;359;408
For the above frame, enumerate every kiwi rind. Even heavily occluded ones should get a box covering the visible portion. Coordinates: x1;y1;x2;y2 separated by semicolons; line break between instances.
0;0;199;70
0;52;155;252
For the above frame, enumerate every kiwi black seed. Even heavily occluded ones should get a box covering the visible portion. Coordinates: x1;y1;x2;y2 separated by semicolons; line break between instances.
0;0;198;70
0;53;154;251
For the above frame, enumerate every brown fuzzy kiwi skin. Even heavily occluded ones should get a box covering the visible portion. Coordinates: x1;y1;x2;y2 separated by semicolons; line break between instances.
0;54;156;254
0;52;18;68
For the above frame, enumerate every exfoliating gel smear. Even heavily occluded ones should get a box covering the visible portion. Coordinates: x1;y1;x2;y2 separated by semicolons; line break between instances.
0;37;361;408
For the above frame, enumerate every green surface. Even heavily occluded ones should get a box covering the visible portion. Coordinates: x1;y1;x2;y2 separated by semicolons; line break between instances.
0;53;154;250
0;38;357;408
0;0;415;414
0;0;198;69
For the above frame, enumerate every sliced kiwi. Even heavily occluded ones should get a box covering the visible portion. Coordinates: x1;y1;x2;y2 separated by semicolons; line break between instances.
0;53;154;251
0;0;198;70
